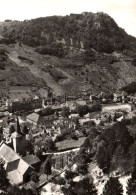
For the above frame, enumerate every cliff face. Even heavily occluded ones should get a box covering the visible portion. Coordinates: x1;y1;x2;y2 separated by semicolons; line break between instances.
0;12;136;96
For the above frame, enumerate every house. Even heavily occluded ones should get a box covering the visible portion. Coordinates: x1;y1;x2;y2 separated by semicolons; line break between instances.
102;104;131;113
22;154;41;171
69;114;79;118
51;105;62;112
76;100;86;106
113;93;122;102
79;118;93;126
8;98;42;113
0;142;34;185
26;113;41;126
65;101;77;113
67;96;77;101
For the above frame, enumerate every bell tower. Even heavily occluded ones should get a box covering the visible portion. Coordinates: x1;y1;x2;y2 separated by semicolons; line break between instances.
11;117;22;154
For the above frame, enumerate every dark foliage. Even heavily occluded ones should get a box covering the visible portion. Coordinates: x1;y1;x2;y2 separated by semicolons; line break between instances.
127;169;136;195
0;162;9;191
42;156;52;179
22;124;28;134
103;177;123;195
53;176;66;185
62;177;97;195
9;125;15;134
30;171;39;183
76;105;88;117
2;12;136;58
62;106;70;118
5;186;37;195
121;82;136;94
38;107;54;116
88;103;102;112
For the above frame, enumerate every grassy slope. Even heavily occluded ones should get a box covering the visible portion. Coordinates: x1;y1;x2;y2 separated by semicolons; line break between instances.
0;42;136;97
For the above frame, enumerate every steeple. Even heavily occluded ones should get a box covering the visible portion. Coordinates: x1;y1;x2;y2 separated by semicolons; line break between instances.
16;117;21;134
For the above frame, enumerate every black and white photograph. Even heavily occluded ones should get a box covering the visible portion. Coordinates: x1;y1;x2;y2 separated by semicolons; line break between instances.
0;0;136;194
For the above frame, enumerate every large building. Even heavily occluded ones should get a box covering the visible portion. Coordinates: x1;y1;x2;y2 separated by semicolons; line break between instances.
0;118;41;185
0;142;34;185
8;98;42;113
102;104;131;113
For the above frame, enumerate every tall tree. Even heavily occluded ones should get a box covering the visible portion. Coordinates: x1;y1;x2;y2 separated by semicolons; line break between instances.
0;160;9;191
62;106;70;118
127;169;136;195
103;177;123;195
43;156;52;179
22;124;28;134
9;125;15;134
0;161;9;192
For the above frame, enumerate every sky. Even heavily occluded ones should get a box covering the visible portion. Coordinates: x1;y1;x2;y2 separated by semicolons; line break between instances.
0;0;136;37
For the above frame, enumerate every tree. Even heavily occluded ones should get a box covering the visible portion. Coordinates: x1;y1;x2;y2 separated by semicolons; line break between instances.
71;132;78;140
9;125;15;134
38;107;54;116
0;162;9;191
6;186;37;195
29;171;39;194
22;124;28;134
76;105;88;117
89;103;102;112
113;112;117;122
53;176;66;185
75;118;80;130
25;140;33;154
34;145;41;157
62;177;97;195
65;170;76;183
75;177;97;195
43;156;52;179
73;147;89;174
45;139;56;152
108;114;112;123
30;171;39;183
127;169;136;195
62;106;70;118
103;177;123;195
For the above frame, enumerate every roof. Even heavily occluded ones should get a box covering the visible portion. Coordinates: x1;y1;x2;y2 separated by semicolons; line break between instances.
11;131;22;138
0;142;33;181
17;159;30;175
0;142;20;162
51;105;62;110
22;155;41;165
3;128;10;134
76;100;86;106
8;170;23;185
102;104;131;112
0;111;9;117
66;101;75;107
27;113;40;123
66;101;76;111
79;118;92;125
56;137;86;151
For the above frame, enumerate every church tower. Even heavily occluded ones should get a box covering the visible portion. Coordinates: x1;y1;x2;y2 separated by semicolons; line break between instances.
11;117;22;154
